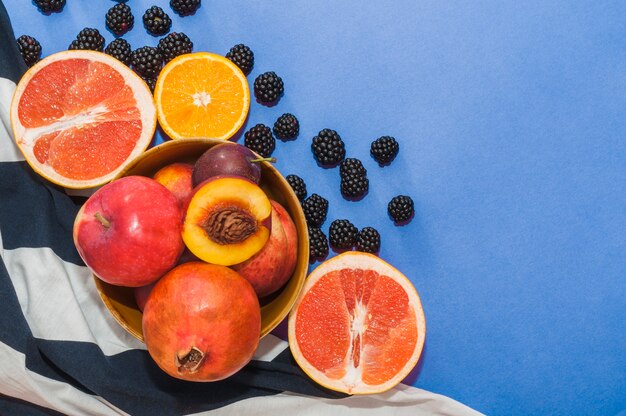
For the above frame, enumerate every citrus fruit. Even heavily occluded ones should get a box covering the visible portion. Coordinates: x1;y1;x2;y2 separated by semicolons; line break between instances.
154;52;250;140
288;252;426;394
10;50;156;189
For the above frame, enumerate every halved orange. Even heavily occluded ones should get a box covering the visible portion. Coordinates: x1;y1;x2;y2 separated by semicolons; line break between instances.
154;52;250;140
10;50;156;189
288;252;426;394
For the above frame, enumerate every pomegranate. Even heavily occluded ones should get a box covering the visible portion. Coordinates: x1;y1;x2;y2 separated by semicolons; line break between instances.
142;262;261;381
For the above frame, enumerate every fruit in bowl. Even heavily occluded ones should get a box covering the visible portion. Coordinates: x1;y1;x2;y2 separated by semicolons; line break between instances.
73;175;185;287
90;138;308;353
143;262;261;381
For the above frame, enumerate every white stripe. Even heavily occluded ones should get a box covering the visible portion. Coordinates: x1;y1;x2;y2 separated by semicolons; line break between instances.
189;384;484;416
3;245;302;361
0;341;129;416
253;334;288;361
0;77;23;162
3;246;145;355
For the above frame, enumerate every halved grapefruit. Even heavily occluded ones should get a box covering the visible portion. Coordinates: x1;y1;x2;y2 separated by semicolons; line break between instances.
10;50;157;189
288;252;426;394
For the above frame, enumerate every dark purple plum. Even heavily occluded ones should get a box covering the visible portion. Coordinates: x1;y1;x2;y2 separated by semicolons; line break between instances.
192;143;275;186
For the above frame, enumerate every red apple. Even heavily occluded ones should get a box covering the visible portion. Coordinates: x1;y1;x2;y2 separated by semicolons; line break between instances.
73;176;185;287
231;200;298;297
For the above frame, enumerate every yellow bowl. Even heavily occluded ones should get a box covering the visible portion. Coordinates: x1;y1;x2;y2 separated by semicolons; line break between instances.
93;138;310;341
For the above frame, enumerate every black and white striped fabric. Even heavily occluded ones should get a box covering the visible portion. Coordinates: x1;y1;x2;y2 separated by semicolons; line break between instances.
0;2;481;414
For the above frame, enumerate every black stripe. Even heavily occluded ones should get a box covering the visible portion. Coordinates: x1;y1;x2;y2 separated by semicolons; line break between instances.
0;394;67;416
0;0;25;82
0;161;84;265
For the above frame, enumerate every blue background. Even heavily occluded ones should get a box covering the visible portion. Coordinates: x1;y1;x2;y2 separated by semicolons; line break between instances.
4;1;626;414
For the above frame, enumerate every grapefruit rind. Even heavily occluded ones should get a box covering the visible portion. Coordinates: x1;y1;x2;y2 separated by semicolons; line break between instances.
154;52;250;141
288;251;426;395
9;50;157;189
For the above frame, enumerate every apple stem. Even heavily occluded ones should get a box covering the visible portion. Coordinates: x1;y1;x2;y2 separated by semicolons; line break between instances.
94;212;111;229
250;157;276;164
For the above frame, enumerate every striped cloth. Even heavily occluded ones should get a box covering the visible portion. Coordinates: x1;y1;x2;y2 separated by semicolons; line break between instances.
0;2;481;414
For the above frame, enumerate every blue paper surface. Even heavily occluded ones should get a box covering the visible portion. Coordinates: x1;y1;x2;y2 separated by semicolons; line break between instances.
3;1;626;414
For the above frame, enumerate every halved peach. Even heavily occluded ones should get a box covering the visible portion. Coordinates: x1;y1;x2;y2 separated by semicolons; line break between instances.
182;176;272;266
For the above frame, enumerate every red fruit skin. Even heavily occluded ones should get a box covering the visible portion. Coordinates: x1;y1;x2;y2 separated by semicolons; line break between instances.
73;175;184;287
271;200;298;284
142;262;261;382
134;280;157;312
153;162;194;207
231;200;298;298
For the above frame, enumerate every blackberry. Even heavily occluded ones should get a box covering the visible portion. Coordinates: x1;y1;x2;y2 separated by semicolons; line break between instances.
302;193;328;227
16;35;41;67
286;174;307;201
371;136;399;166
142;76;157;93
356;227;380;254
143;6;172;36
131;46;163;79
170;0;201;16
388;195;414;223
158;32;193;63
339;158;366;178
33;0;65;14
328;219;358;251
340;174;369;199
106;3;134;36
253;71;284;104
225;44;254;76
105;38;132;66
244;124;275;157
311;129;346;167
69;28;105;52
273;113;299;141
308;227;329;261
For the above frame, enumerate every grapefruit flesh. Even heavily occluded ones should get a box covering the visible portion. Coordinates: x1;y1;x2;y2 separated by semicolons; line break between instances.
288;252;426;394
10;50;156;189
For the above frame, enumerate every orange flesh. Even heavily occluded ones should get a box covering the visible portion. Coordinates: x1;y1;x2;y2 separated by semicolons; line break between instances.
17;59;142;180
295;268;418;385
159;58;247;138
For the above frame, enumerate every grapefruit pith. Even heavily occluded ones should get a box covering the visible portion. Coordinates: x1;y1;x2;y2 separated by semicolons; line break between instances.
10;50;157;189
288;251;426;394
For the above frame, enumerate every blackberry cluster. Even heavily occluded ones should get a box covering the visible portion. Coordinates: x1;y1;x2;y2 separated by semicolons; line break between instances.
170;0;201;16
286;174;307;201
356;227;380;254
33;0;65;14
339;158;368;199
371;136;399;166
158;32;193;63
388;195;414;224
106;3;134;36
302;193;328;227
143;6;172;36
308;227;329;261
329;219;358;251
273;113;299;141
69;28;105;52
254;71;284;104
105;38;132;66
225;44;254;76
311;129;345;167
16;35;41;67
131;46;164;80
244;124;275;157
142;76;157;93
